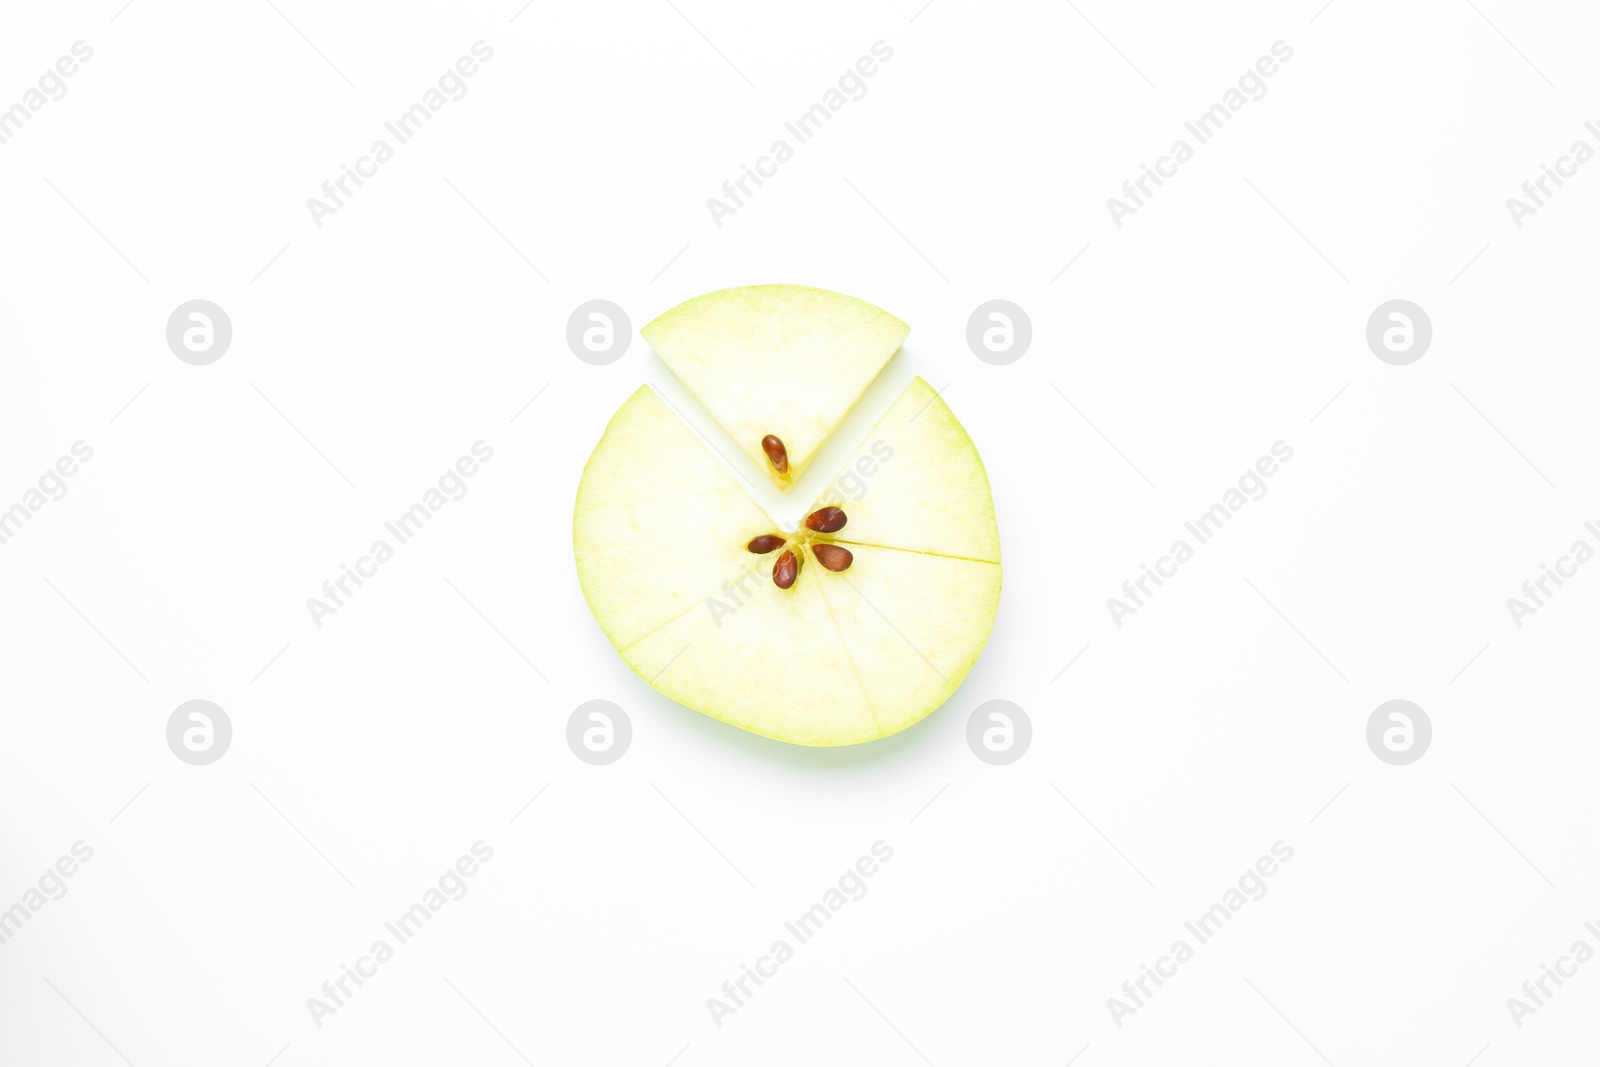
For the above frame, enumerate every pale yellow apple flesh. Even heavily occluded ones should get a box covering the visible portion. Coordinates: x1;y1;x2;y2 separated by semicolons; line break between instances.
639;285;909;489
573;377;1001;747
808;377;1001;563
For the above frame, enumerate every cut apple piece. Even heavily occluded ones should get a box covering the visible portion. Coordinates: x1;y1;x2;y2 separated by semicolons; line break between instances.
813;544;1002;738
809;377;1001;564
573;385;777;650
623;574;882;746
640;285;909;489
573;380;1001;747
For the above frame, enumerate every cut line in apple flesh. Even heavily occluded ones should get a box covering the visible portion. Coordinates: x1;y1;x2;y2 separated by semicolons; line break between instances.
573;378;1000;746
804;376;1002;564
639;285;909;490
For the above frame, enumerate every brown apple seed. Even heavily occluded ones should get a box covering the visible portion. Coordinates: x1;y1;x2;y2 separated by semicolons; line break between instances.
803;506;847;533
747;534;786;554
812;543;853;572
761;435;788;473
772;550;798;589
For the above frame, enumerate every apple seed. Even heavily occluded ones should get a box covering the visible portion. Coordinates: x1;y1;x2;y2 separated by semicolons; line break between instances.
804;506;847;533
761;435;789;473
747;534;785;554
772;550;798;589
812;543;853;572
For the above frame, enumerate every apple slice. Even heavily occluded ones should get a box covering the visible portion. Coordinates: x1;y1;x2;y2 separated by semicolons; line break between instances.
640;285;909;489
573;379;1002;747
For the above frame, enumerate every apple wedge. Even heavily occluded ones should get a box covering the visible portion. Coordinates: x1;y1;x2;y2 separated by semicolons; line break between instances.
640;285;909;489
573;378;1001;746
806;376;1000;564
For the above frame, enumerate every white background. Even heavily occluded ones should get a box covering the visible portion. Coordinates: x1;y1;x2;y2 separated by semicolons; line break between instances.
2;0;1598;1063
